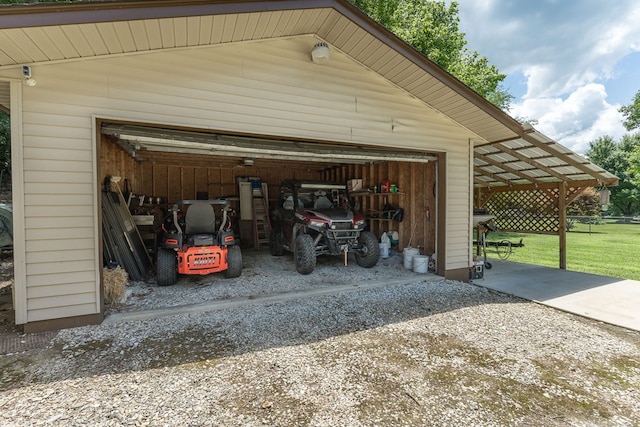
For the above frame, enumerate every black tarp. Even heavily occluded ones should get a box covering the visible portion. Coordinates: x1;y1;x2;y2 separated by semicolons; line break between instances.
102;188;152;281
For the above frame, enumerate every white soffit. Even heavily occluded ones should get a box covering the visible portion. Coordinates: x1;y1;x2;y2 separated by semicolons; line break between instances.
0;0;522;144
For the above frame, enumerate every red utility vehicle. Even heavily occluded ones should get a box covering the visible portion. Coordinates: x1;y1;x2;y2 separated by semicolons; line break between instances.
269;180;379;274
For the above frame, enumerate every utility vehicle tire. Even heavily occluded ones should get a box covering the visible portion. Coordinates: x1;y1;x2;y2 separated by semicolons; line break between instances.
355;231;380;268
157;248;177;286
270;230;285;256
294;234;316;275
225;245;243;278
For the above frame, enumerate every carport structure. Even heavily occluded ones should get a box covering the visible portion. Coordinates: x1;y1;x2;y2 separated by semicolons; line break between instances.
473;128;617;268
0;0;616;331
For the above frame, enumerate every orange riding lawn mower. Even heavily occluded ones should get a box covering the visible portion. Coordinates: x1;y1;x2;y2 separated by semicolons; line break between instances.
156;199;242;286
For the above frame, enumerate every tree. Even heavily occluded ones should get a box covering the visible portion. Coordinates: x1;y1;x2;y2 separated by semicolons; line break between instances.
567;187;601;216
586;134;640;216
619;90;640;132
349;0;513;110
629;135;640;190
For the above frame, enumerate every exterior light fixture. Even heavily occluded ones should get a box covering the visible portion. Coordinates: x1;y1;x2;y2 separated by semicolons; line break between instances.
311;42;330;64
243;158;254;167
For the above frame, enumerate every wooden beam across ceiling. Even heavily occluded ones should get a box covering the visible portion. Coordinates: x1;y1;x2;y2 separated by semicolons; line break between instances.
139;148;338;171
493;142;568;182
478;179;605;193
473;166;513;186
521;133;616;185
474;152;540;185
473;177;493;188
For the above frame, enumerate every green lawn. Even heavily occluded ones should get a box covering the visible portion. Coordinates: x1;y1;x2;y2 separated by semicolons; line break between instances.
483;220;640;281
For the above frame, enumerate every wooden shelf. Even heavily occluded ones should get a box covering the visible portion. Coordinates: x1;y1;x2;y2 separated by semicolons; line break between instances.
351;191;404;197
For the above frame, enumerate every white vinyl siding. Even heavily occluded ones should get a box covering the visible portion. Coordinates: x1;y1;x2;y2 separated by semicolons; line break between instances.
19;105;98;322
444;144;473;268
3;35;475;324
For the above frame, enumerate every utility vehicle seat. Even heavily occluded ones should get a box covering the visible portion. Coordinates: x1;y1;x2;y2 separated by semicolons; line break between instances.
186;203;216;234
314;196;333;209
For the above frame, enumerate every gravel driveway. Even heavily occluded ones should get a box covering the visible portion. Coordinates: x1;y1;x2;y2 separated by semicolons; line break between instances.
1;251;639;426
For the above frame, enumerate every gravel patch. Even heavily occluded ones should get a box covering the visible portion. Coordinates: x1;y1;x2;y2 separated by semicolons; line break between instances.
1;251;639;426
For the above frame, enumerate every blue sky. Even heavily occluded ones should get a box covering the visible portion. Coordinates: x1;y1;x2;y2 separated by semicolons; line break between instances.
454;0;640;154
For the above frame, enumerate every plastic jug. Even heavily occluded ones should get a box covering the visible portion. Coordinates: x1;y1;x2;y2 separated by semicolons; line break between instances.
381;232;390;245
380;232;391;259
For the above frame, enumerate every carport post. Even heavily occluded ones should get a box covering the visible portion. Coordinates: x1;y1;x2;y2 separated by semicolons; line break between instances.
558;182;567;270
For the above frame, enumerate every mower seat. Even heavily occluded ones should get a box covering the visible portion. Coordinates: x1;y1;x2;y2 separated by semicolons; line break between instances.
186;203;216;234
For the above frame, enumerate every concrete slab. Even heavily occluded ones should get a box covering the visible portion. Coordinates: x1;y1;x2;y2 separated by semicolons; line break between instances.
474;258;640;332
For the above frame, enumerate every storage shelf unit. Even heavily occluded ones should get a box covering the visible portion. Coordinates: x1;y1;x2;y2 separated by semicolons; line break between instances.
350;191;404;197
351;191;404;241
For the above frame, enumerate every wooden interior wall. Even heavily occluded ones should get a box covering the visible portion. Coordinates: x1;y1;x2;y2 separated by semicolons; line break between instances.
323;161;437;255
100;136;322;247
134;163;320;204
100;136;140;190
100;137;436;254
100;136;320;202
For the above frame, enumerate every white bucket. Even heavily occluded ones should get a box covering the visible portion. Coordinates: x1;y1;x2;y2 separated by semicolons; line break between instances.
379;242;390;259
413;255;429;273
403;247;419;269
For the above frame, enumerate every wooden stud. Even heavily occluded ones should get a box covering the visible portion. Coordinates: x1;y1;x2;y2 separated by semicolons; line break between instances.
558;182;567;270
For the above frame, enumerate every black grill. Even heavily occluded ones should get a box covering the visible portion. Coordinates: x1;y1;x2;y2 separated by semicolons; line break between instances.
330;221;353;230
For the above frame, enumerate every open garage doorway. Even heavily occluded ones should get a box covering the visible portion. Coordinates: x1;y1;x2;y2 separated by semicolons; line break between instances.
98;120;443;300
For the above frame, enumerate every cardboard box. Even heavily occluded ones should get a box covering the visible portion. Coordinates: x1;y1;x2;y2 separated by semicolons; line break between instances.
347;179;363;192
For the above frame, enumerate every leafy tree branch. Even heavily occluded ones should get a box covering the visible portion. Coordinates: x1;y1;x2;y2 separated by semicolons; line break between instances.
350;0;513;110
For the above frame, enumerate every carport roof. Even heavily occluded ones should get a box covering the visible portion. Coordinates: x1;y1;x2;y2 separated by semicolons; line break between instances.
0;0;618;189
474;127;618;190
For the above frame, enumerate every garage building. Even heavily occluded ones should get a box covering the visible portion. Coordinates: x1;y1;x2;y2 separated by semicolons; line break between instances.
0;0;616;331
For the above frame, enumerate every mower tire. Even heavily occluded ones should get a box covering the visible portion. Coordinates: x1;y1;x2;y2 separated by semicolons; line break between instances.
157;248;177;286
225;245;243;278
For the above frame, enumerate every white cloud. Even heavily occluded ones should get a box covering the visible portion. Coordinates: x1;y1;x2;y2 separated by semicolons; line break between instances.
457;0;640;96
509;84;627;153
454;0;640;153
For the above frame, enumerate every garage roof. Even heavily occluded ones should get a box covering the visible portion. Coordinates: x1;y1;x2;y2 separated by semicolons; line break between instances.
0;0;618;189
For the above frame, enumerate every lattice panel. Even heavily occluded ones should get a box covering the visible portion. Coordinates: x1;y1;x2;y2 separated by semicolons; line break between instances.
484;189;560;233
